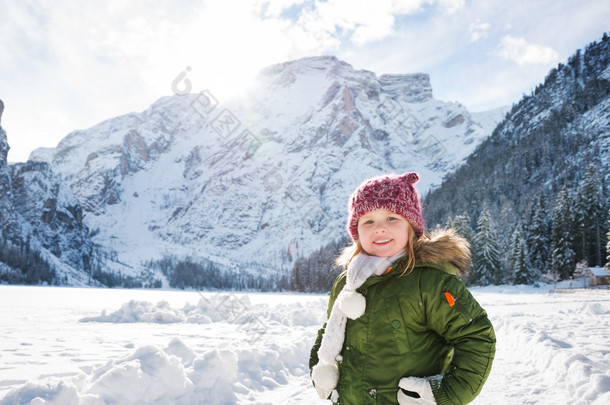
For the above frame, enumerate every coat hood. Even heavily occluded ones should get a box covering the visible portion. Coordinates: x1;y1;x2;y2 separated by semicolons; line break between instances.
413;228;471;277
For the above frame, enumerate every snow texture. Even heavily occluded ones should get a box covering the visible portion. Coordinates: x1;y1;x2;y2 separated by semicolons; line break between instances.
0;284;609;404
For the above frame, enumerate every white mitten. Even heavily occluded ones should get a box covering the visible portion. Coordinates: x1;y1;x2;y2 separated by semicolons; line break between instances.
311;362;339;399
397;377;437;405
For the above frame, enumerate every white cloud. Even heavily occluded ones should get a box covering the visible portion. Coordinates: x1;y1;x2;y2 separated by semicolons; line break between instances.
469;20;490;42
496;35;559;66
292;0;441;47
436;0;465;14
257;0;309;18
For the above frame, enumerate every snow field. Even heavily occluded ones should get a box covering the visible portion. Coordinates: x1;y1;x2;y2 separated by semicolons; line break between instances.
478;288;610;404
0;285;609;404
0;287;328;405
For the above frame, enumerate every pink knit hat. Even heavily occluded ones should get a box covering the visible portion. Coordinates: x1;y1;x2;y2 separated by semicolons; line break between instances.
347;172;425;241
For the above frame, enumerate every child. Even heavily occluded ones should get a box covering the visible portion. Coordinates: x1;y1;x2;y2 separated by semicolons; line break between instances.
309;172;495;404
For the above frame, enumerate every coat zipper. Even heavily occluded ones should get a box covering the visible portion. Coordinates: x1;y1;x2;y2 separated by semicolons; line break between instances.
455;301;473;322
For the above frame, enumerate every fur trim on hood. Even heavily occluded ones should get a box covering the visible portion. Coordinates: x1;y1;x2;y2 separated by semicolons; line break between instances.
414;228;471;278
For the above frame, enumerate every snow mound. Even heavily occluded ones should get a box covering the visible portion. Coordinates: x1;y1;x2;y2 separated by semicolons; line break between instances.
1;291;330;405
79;294;327;328
0;334;319;405
80;300;187;323
580;302;610;316
1;342;239;405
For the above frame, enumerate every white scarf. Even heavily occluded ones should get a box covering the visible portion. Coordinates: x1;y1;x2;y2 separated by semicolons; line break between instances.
312;249;406;399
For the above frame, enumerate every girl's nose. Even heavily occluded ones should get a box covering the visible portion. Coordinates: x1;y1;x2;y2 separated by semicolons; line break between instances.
374;224;386;233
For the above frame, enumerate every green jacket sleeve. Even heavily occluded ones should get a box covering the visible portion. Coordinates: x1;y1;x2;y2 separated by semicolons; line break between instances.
420;269;496;405
309;273;347;373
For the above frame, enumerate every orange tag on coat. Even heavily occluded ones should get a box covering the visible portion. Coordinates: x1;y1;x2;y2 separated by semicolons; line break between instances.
444;292;455;307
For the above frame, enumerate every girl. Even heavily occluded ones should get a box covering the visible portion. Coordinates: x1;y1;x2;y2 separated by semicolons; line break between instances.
309;172;495;405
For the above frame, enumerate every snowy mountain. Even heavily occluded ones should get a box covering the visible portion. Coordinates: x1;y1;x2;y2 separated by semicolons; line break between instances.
0;101;97;285
30;56;506;276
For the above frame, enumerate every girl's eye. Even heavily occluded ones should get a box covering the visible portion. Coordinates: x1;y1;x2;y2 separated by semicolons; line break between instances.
388;216;397;221
363;219;374;225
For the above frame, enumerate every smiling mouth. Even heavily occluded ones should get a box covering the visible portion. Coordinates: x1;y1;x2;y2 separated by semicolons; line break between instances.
373;239;392;245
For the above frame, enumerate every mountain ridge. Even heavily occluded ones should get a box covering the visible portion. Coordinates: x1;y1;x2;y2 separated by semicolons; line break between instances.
26;55;507;281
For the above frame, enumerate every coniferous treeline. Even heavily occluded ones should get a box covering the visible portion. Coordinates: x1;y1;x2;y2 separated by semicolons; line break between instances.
290;238;346;292
143;255;290;291
425;34;610;284
140;239;346;293
0;232;155;288
0;235;57;285
90;266;148;288
442;164;609;285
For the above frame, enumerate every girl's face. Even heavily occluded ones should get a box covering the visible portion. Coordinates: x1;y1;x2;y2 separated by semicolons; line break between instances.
357;209;410;257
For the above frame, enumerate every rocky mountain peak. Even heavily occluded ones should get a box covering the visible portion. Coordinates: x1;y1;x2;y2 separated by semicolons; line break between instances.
259;55;343;76
28;56;507;276
379;73;433;103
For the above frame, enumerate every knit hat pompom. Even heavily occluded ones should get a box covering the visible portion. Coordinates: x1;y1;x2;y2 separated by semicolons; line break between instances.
347;172;424;241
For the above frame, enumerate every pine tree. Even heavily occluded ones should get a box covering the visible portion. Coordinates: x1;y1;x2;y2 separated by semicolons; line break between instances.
511;223;535;284
472;204;503;285
509;223;522;274
528;192;550;274
513;238;534;285
575;165;605;266
498;200;517;280
447;212;475;247
551;186;576;279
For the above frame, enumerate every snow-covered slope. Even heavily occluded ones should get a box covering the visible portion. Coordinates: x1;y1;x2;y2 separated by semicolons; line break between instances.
31;56;507;274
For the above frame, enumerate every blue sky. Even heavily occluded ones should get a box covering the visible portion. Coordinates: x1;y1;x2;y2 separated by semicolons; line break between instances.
1;0;608;162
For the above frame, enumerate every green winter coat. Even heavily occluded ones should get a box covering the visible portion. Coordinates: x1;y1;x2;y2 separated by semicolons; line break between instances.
309;230;496;405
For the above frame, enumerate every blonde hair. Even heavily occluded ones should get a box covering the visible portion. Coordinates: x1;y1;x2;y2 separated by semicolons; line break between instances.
336;224;419;276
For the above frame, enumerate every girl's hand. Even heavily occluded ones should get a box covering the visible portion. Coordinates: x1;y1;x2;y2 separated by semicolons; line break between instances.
397;377;437;405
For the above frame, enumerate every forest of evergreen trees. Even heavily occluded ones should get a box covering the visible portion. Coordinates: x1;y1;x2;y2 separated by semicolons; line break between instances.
443;165;609;285
143;255;291;291
0;234;57;285
289;238;346;292
90;266;147;288
138;241;345;293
